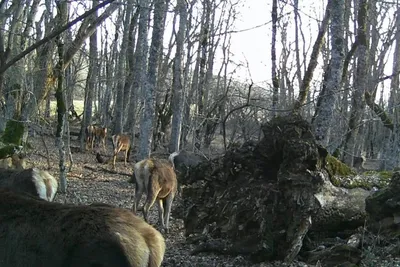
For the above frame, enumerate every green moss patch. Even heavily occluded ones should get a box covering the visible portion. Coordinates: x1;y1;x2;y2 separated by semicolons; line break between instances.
1;119;24;145
326;155;356;178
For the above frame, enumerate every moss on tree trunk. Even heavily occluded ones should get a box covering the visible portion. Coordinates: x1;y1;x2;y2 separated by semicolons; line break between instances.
1;119;24;145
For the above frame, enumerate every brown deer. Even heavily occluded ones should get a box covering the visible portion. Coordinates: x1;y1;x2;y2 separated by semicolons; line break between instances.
0;167;58;201
85;125;95;150
86;125;107;152
0;188;166;267
132;155;178;233
93;126;108;152
112;134;131;169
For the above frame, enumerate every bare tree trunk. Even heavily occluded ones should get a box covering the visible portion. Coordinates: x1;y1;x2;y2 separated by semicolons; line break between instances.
384;7;400;169
293;0;331;112
169;0;187;153
179;1;200;147
342;0;369;166
55;0;68;193
123;6;140;133
136;0;151;160
114;3;134;134
102;30;115;128
271;0;279;117
312;0;345;148
19;1;54;140
194;0;211;150
81;0;99;150
293;0;303;91
279;21;289;109
126;1;150;139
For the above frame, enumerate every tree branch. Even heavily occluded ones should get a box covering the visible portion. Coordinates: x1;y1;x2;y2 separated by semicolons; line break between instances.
341;40;358;84
63;1;120;69
222;82;253;151
293;0;331;112
365;92;394;131
0;0;116;74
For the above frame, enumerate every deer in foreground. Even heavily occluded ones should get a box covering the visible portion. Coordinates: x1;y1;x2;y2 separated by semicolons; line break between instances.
0;167;58;202
132;154;178;233
112;134;131;169
0;188;166;267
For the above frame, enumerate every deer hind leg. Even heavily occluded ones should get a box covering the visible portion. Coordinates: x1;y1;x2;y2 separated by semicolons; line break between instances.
102;138;106;153
143;187;161;223
133;179;144;215
156;199;165;230
123;148;129;166
91;135;95;150
163;193;174;233
112;150;119;169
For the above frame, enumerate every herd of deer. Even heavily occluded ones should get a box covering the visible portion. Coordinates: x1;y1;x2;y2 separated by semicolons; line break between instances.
0;124;179;266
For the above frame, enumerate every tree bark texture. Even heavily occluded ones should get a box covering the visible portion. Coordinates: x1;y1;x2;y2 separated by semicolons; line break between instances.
312;0;345;148
342;0;369;166
137;0;152;160
293;0;331;112
170;0;188;153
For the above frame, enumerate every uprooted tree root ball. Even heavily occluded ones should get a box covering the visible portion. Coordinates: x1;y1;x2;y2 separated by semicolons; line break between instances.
176;114;372;266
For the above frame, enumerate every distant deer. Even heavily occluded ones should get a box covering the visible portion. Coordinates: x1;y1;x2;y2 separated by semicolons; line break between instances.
93;126;108;152
112;134;131;169
0;188;166;267
86;125;107;152
0;167;58;202
85;125;95;150
132;153;178;233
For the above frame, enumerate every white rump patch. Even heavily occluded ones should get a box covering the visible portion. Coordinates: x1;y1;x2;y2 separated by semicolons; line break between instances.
168;151;180;170
31;168;58;201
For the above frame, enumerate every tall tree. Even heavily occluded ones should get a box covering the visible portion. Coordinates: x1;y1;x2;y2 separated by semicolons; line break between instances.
54;0;68;193
342;0;369;166
81;0;99;151
194;0;211;150
169;0;188;153
136;0;152;160
123;6;140;132
271;0;279;117
126;0;150;142
312;0;345;149
293;0;331;112
113;1;134;134
384;6;400;169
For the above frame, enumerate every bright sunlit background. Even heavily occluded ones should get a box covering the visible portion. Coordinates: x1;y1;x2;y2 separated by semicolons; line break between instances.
229;1;327;88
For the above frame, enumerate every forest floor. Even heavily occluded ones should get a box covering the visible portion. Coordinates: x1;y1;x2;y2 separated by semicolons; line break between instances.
25;134;397;267
26;133;311;267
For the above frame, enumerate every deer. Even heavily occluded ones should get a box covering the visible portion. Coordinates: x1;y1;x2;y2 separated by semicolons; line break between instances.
86;125;107;152
132;153;178;233
0;167;58;202
112;134;131;169
85;125;95;150
0;152;26;170
0;188;166;267
93;125;108;152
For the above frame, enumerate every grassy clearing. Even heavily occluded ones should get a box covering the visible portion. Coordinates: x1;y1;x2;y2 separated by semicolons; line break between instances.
49;100;91;117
